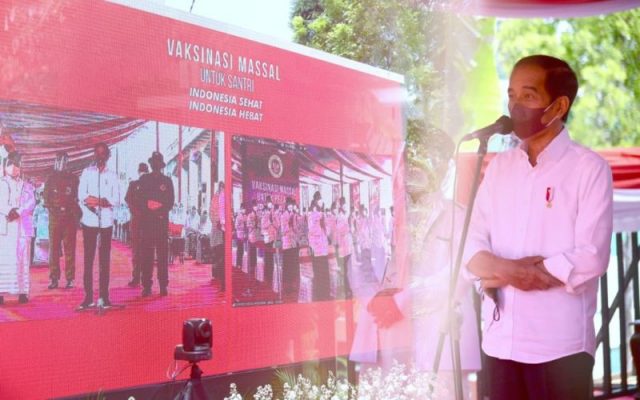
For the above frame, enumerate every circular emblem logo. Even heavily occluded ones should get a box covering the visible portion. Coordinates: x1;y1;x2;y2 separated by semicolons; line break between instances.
268;154;283;178
160;184;167;192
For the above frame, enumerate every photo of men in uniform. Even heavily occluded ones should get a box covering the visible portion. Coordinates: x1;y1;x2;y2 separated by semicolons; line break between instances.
231;135;393;306
0;99;226;322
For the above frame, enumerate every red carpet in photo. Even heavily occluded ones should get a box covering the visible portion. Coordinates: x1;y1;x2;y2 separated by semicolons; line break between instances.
0;231;225;323
231;245;357;306
231;266;282;305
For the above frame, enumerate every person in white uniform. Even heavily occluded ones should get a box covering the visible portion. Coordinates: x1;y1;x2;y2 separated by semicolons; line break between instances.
335;197;354;298
234;203;247;269
353;128;481;398
0;152;36;305
280;197;300;300
308;194;330;301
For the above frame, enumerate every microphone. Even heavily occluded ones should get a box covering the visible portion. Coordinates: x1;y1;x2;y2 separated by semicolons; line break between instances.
461;115;513;142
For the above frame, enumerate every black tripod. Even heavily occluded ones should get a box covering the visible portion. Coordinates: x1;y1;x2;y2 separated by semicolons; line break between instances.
431;135;491;400
173;362;211;400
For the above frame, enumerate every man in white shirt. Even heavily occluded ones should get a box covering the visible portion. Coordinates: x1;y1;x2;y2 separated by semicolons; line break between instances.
210;181;225;288
280;197;300;300
465;55;613;399
196;210;212;264
185;206;199;259
235;203;248;269
77;143;120;309
260;195;277;289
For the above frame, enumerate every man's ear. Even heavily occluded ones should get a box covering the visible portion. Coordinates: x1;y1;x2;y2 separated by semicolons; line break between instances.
555;95;571;120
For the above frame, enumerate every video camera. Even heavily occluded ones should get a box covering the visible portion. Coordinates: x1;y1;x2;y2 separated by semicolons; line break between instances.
174;318;212;362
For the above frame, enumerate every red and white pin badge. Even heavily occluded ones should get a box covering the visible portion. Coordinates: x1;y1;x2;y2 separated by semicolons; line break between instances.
546;186;554;208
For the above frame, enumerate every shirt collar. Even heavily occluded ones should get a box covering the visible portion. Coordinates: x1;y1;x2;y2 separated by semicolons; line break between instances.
4;175;23;184
517;127;571;165
88;164;111;173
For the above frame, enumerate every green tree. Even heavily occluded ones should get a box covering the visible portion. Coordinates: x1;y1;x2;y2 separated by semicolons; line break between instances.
495;8;640;148
290;0;324;30
453;17;504;141
292;0;441;117
291;0;479;191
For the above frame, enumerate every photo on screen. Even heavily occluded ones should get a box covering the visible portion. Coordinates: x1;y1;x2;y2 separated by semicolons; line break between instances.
0;98;225;323
231;135;394;307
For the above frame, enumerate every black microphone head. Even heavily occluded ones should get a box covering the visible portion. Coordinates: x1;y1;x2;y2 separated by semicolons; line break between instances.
496;115;513;134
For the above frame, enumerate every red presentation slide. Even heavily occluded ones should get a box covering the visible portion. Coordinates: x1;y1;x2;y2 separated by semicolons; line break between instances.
0;1;406;398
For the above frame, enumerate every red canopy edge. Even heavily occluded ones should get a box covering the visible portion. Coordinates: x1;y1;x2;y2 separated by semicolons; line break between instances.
455;0;640;18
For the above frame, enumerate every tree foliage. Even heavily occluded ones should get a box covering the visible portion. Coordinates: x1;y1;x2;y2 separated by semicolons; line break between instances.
495;8;640;148
291;0;478;191
292;0;442;117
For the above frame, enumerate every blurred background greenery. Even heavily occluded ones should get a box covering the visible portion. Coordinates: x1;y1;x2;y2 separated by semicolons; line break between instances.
290;1;640;190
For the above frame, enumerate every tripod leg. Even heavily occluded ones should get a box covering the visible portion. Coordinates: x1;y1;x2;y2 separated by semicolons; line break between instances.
172;363;211;400
191;379;211;400
173;381;192;400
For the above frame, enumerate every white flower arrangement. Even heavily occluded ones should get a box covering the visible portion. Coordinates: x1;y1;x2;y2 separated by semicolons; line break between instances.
224;362;445;400
355;362;445;400
224;383;243;400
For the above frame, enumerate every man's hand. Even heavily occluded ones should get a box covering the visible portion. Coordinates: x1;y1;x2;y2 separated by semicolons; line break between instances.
84;196;100;208
481;277;508;290
6;208;20;222
367;288;403;329
496;256;563;291
478;274;506;304
147;200;162;211
98;198;112;208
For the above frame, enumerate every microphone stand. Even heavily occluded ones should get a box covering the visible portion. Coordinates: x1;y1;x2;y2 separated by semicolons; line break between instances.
431;135;490;400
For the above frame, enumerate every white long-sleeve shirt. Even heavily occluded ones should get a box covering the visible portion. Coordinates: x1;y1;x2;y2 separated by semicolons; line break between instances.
464;128;613;363
0;176;36;237
78;165;120;228
199;218;213;236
